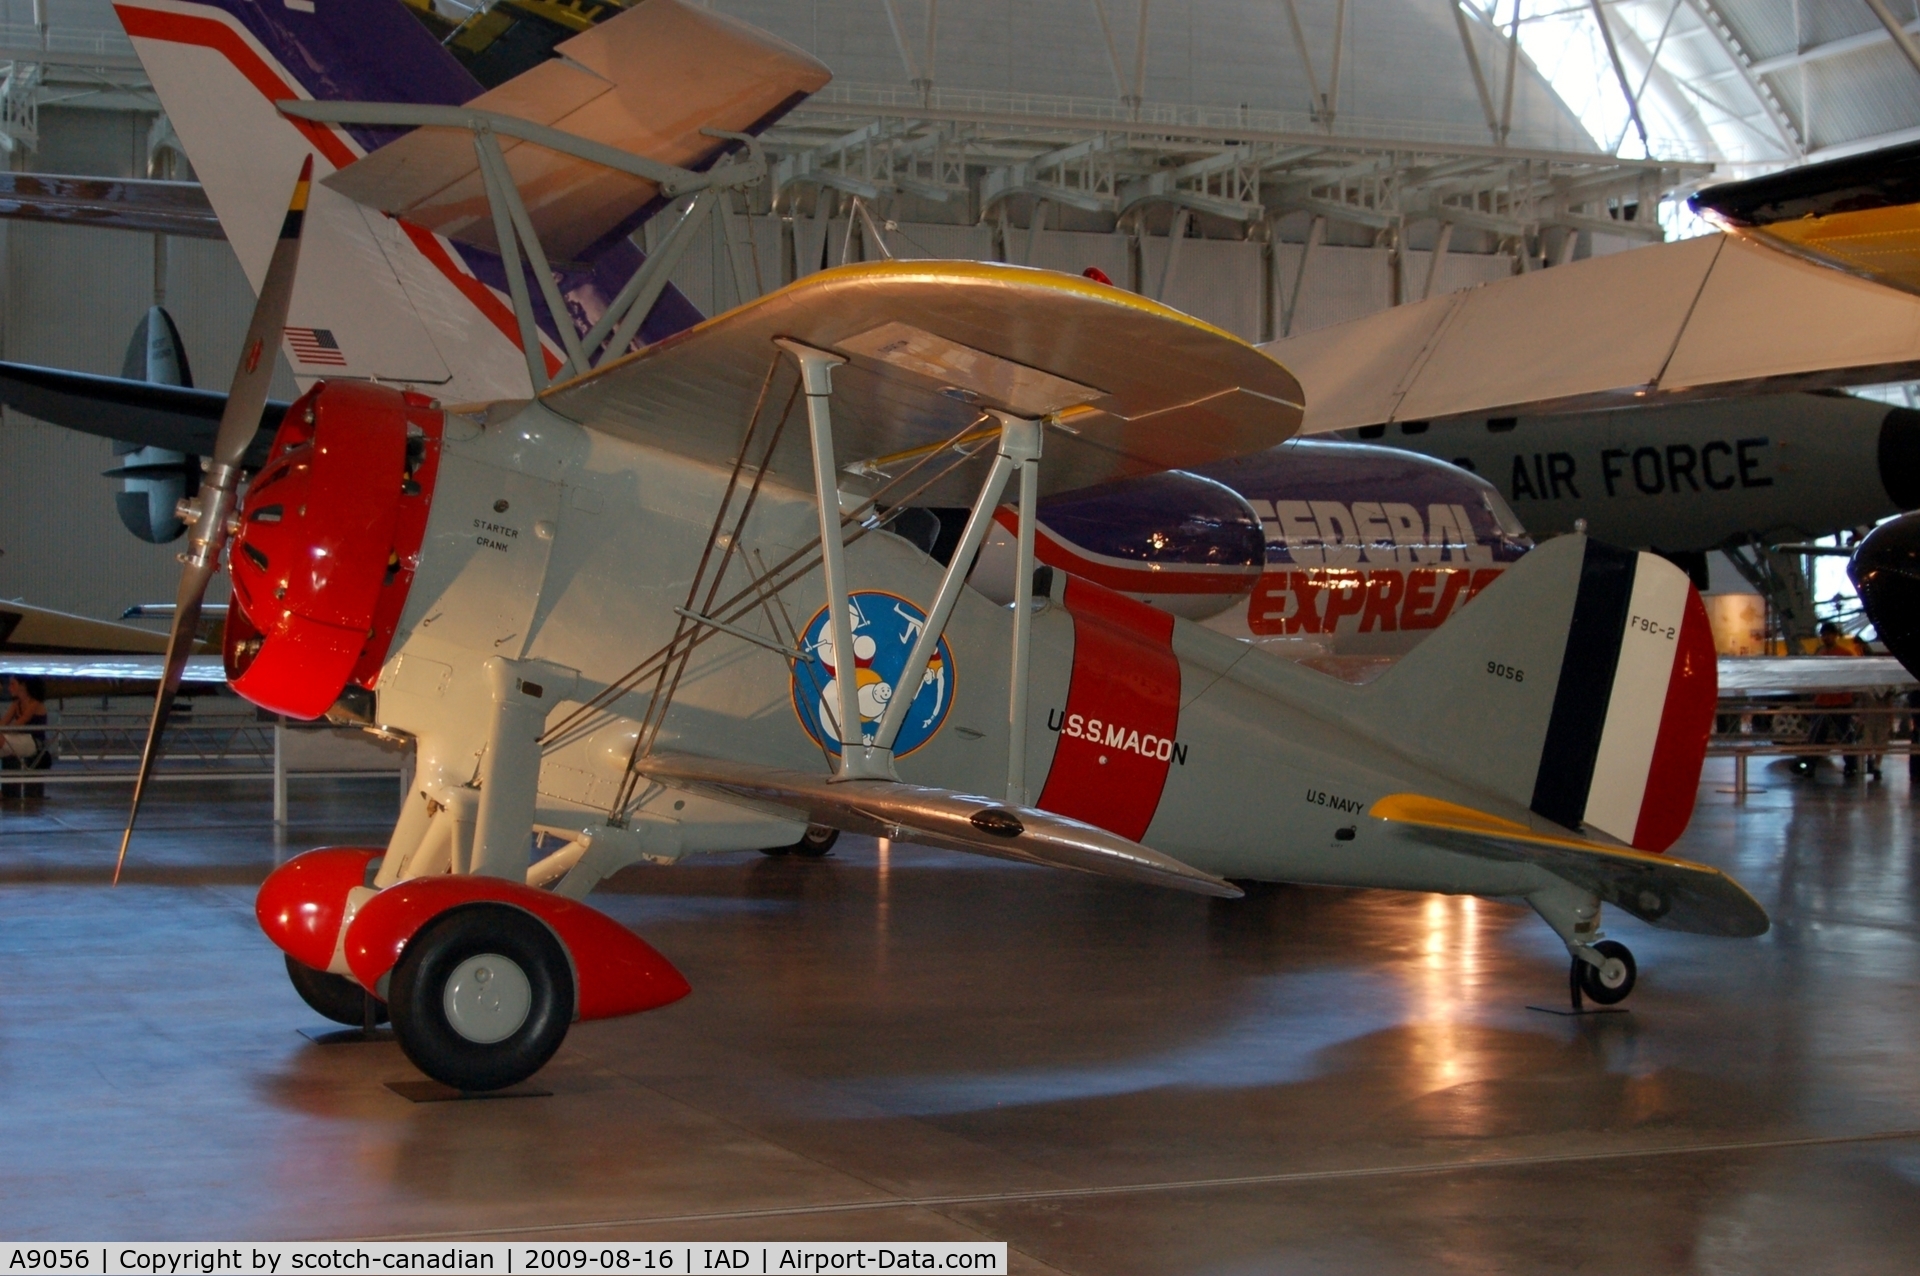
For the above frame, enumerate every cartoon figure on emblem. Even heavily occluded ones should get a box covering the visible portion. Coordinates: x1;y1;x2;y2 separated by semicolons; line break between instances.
793;592;955;757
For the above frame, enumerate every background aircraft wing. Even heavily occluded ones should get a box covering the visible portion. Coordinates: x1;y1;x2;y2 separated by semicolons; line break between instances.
1691;137;1920;298
0;654;227;683
541;260;1305;504
0;172;221;240
323;0;831;261
1270;231;1920;434
641;750;1242;898
0;361;284;464
0;600;200;656
1718;655;1918;695
1370;793;1768;938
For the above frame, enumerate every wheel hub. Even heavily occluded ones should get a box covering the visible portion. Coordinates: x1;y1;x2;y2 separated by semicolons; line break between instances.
443;952;532;1043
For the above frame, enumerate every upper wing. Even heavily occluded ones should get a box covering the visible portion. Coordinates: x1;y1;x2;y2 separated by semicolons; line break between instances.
642;750;1241;898
1370;793;1768;938
324;0;830;261
541;260;1305;503
0;362;284;465
1270;231;1920;433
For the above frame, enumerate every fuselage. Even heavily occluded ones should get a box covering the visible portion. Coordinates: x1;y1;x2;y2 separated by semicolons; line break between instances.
364;399;1566;905
1346;392;1920;549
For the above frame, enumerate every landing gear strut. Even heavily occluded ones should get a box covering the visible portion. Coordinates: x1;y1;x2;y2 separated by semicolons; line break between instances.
1530;880;1639;1010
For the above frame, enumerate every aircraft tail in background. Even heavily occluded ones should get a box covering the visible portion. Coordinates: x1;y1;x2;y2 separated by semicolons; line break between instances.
107;305;197;544
112;0;827;401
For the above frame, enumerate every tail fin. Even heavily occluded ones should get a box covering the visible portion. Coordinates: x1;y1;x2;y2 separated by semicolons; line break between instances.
113;0;752;400
1359;535;1716;852
109;306;197;543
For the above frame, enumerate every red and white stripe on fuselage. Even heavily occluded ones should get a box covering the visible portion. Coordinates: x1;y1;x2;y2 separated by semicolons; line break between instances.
114;0;556;400
1034;576;1184;842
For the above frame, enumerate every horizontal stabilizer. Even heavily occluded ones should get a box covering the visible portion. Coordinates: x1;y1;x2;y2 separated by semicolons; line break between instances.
0;362;283;465
1372;794;1768;938
641;751;1242;898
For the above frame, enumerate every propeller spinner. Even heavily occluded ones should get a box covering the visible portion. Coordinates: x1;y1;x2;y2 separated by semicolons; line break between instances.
114;158;314;884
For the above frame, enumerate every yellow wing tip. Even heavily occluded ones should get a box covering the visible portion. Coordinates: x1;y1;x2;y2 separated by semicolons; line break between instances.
794;259;1255;347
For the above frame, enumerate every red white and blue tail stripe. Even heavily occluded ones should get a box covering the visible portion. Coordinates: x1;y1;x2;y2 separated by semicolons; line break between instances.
1530;543;1717;852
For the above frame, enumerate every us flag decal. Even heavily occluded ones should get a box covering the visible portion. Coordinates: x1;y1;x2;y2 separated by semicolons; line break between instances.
285;326;348;367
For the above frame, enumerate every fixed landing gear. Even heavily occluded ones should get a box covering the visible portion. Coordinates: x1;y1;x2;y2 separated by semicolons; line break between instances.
759;824;840;858
1529;881;1639;1011
1571;939;1637;1007
286;954;388;1026
388;904;574;1092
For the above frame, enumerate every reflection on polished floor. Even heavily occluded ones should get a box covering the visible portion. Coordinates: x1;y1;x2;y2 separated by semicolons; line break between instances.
2;760;1918;1272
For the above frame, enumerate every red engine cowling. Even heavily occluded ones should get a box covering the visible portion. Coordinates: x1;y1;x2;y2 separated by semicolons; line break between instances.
224;381;443;719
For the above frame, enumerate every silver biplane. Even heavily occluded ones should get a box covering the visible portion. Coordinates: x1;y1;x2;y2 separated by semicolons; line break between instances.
99;5;1765;1094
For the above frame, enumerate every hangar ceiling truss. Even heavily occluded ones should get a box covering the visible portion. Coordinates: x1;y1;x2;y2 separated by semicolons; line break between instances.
764;84;1708;244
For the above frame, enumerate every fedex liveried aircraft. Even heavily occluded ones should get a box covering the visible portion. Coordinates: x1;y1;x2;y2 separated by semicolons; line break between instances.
964;441;1529;657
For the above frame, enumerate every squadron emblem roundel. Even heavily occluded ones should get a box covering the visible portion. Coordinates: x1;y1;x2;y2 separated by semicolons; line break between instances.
791;591;955;758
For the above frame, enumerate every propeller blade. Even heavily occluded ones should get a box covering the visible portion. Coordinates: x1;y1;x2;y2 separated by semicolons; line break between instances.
212;157;311;471
114;157;314;885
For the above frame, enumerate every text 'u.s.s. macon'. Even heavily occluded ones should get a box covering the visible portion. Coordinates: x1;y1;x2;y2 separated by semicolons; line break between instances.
1046;710;1187;764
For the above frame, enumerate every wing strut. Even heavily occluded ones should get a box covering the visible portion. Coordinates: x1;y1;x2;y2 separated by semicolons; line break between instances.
778;337;1047;798
280;99;766;387
778;338;889;780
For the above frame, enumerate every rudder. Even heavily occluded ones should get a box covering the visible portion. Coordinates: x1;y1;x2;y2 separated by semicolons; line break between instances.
1360;535;1716;852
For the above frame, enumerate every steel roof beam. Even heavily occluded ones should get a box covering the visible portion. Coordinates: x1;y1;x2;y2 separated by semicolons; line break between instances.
1747;16;1920;76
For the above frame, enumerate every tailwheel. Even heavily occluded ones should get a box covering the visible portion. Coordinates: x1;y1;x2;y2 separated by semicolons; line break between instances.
286;954;388;1026
388;904;574;1092
760;825;839;858
1575;940;1637;1006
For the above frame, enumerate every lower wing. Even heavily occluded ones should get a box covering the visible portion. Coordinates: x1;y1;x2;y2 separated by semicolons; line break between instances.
641;751;1240;898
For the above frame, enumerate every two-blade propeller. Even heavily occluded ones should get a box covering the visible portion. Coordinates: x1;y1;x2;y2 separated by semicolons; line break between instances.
113;157;314;885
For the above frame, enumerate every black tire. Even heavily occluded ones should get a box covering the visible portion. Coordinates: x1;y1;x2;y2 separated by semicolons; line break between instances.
285;954;387;1026
388;904;574;1092
792;825;839;858
759;825;839;858
1578;940;1637;1005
